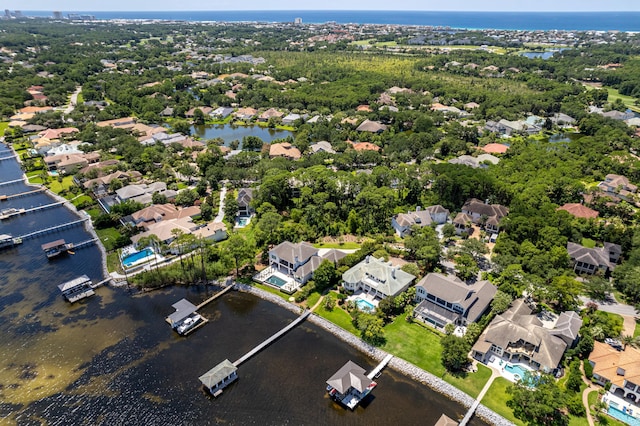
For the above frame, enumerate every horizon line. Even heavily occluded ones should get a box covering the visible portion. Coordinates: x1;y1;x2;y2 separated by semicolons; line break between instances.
23;9;640;13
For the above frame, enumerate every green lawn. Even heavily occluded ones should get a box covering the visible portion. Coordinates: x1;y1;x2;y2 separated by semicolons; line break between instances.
106;251;122;274
253;282;292;301
482;378;524;425
607;88;640;113
316;305;359;335
312;242;361;250
581;238;596;248
48;176;75;194
85;208;102;220
635;319;640;338
306;291;321;309
95;227;124;252
382;313;491;398
71;195;93;208
0;122;8;136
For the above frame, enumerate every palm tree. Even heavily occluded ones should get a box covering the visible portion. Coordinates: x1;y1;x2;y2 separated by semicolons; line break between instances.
619;334;640;350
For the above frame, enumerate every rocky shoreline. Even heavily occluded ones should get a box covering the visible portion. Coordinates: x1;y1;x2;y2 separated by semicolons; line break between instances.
236;283;514;426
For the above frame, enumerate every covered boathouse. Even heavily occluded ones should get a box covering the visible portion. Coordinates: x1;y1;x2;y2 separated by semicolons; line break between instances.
199;359;238;397
58;275;95;303
326;360;377;410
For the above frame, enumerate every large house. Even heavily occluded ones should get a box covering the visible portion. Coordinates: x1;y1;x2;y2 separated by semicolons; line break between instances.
472;299;582;373
567;241;621;275
391;205;450;237
131;217;227;247
269;142;301;160
115;182;177;205
598;174;637;201
268;241;346;285
342;256;416;300
557;203;599;219
130;204;201;230
461;198;509;233
237;188;254;217
413;273;497;330
590;341;640;405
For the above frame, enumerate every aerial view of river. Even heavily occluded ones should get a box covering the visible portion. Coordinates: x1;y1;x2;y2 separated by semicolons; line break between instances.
0;143;487;425
191;123;294;146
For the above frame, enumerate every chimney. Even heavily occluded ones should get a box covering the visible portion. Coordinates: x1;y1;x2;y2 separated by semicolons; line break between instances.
392;267;396;279
366;255;370;264
485;199;489;205
416;206;421;211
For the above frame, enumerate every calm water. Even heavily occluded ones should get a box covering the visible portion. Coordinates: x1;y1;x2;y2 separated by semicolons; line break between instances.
0;144;487;425
191;123;294;146
23;10;640;31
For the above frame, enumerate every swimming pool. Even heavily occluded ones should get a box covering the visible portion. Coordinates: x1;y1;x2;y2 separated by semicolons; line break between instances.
355;297;375;312
266;275;287;288
608;405;640;426
236;216;250;227
505;363;530;380
122;248;155;268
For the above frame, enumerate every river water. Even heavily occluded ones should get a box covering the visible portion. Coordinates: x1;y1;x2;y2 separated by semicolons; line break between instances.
0;143;487;425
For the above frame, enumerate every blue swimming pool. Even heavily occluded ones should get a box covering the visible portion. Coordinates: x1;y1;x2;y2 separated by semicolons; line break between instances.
505;363;530;380
608;405;640;426
122;248;154;268
355;298;375;312
266;275;287;288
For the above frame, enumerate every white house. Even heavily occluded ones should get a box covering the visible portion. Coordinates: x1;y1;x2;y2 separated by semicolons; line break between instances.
342;256;415;300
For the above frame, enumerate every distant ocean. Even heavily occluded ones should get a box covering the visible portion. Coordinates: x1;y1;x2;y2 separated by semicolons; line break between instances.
22;10;640;32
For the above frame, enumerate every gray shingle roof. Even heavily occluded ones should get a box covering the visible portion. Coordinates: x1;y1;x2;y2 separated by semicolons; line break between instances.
342;256;415;298
326;360;372;394
199;359;237;389
270;241;318;265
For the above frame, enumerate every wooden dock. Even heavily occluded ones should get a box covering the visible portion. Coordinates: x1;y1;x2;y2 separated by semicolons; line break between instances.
18;218;88;240
367;354;393;380
23;201;66;214
0;187;45;200
233;310;311;367
0;178;26;186
0;154;18;161
196;285;234;309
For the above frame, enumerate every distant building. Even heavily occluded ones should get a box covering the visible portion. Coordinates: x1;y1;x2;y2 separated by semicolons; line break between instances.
461;198;509;233
53;11;63;19
567;241;621;276
294;17;302;24
391;205;449;237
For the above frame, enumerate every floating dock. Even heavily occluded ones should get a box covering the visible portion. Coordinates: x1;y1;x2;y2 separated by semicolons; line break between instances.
58;275;95;303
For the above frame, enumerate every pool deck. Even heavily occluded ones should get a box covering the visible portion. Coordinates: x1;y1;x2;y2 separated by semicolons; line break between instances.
603;392;640;424
347;292;379;311
486;357;535;383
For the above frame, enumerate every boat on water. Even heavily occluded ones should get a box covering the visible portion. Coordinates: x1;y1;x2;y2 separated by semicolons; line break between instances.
176;314;203;335
0;233;22;249
41;239;74;259
0;207;25;220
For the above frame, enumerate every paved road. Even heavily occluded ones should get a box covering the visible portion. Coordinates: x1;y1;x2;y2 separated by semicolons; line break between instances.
579;296;637;317
63;86;82;115
214;186;227;223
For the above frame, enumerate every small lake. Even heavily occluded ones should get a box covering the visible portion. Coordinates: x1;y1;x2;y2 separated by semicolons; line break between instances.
544;132;584;143
191;123;294;146
519;49;567;60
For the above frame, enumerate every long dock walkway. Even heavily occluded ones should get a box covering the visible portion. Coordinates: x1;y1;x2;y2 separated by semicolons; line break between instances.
1;187;45;199
233;310;311;367
0;154;18;161
458;369;499;426
367;354;393;380
196;285;234;309
0;178;26;186
18;217;88;240
23;201;66;213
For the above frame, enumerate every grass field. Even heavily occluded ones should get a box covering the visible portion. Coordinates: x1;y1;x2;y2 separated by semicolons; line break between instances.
0;122;8;136
382;313;491;398
316;305;359;335
96;227;123;252
607;88;640;113
48;176;75;195
253;282;292;301
312;242;361;250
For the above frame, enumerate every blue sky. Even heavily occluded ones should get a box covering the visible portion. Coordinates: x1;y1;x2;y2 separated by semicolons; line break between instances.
15;1;640;12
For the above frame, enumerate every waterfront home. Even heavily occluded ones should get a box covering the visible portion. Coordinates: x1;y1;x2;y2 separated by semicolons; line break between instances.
115;182;176;205
233;107;258;120
326;360;376;410
258;108;284;122
185;106;213;117
131;217;227;247
210;106;234;118
590;341;640;405
342;256;416;300
471;299;582;373
413;273;497;330
391;205;450;237
282;113;302;125
267;241;346;285
82;170;143;197
269;142;301;160
199;359;238;397
461;198;509;233
130;204;201;230
557;203;599;219
237;188;254;217
550;112;576;127
45;152;100;174
567;241;621;276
